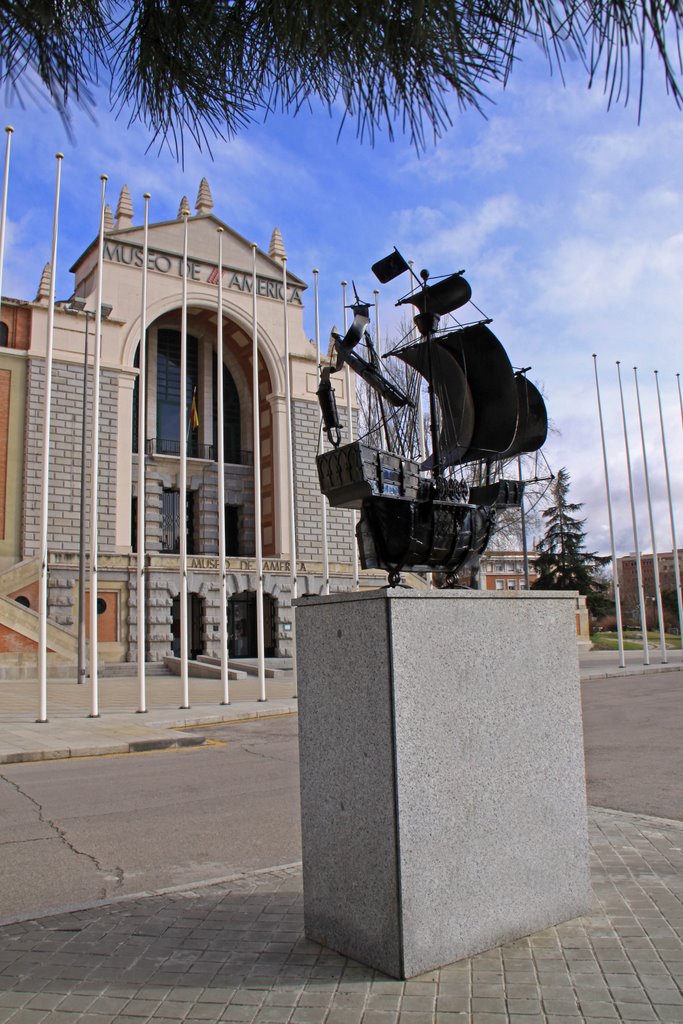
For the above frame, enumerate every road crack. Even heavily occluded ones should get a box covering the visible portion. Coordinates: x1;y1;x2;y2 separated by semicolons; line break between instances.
240;741;298;765
0;772;125;898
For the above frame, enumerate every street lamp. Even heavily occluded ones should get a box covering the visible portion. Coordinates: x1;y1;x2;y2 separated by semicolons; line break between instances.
66;298;113;684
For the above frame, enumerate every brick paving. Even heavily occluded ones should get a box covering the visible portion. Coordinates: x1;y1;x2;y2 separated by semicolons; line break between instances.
0;807;681;1023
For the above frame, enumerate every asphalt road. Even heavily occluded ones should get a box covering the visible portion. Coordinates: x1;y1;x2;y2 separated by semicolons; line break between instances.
0;716;302;925
580;668;683;821
1;671;681;925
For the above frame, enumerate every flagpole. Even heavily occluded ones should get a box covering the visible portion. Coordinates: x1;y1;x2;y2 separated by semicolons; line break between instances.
517;454;531;591
616;361;650;666
374;289;389;451
678;373;683;429
341;281;359;591
216;229;230;704
282;257;298;688
0;126;14;323
89;174;107;718
77;313;90;686
252;244;266;701
408;259;427;462
633;367;667;662
654;371;683;649
36;152;63;723
313;270;330;596
179;212;190;708
593;355;625;668
136;194;151;713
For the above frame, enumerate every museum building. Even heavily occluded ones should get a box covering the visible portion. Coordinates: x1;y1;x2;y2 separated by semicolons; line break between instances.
0;180;361;666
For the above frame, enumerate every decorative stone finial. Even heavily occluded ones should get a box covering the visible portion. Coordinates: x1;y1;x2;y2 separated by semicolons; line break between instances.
268;227;287;262
195;177;214;214
116;184;134;227
35;263;51;303
178;195;191;218
103;204;115;232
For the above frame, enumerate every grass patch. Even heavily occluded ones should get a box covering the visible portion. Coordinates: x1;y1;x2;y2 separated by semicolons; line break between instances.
591;630;682;651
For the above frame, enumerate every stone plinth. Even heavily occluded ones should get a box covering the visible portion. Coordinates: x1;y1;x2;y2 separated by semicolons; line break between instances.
295;589;592;980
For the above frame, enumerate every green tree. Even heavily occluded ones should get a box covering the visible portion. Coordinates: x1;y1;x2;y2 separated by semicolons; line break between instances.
532;468;609;613
1;1;682;156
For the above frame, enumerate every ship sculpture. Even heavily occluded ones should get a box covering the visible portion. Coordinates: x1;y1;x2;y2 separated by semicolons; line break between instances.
316;250;548;587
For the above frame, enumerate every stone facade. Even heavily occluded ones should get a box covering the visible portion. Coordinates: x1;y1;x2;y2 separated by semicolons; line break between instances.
292;398;356;565
0;186;366;664
22;359;119;557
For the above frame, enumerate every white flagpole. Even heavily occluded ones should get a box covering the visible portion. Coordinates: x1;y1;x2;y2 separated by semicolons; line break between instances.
633;367;667;662
374;288;390;452
36;152;63;723
678;373;683;429
341;281;359;591
313;270;330;596
216;229;230;705
179;212;190;708
136;194;151;713
0;126;14;323
655;371;683;649
616;361;650;666
252;244;266;701
89;174;107;718
282;257;298;686
592;355;625;668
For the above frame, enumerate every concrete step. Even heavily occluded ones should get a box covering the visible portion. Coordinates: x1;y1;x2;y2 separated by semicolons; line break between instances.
197;655;293;678
0;662;173;682
163;656;247;680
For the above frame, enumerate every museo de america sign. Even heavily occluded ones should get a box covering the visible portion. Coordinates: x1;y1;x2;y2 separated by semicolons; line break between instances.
103;240;304;305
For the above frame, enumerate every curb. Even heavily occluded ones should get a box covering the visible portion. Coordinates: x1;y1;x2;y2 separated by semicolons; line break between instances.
0;860;304;929
0;732;207;765
0;706;298;765
582;663;683;681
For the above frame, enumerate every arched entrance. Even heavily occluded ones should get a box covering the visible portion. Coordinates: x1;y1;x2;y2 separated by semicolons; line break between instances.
228;592;276;658
131;307;277;558
171;593;205;660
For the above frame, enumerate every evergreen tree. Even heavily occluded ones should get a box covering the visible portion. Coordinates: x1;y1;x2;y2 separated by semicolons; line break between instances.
532;468;609;611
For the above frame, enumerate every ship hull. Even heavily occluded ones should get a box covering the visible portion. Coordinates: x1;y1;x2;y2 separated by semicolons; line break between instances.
356;496;493;576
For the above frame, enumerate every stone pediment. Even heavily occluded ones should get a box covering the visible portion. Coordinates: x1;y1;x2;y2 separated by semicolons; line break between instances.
69;212;306;291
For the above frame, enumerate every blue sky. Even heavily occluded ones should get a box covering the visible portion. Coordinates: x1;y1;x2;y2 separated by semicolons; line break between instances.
2;46;682;560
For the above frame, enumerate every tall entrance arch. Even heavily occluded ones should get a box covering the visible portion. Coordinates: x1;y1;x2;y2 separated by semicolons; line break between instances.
228;592;276;658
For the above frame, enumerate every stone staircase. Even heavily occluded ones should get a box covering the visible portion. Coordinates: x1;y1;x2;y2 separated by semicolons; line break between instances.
0;556;78;676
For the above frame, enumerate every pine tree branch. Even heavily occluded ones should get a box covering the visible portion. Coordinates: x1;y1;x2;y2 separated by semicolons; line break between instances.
0;0;682;156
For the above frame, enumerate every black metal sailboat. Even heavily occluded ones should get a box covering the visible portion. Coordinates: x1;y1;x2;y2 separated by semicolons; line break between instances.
315;250;548;586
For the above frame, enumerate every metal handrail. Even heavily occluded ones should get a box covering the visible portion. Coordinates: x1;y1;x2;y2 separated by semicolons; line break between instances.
144;438;253;466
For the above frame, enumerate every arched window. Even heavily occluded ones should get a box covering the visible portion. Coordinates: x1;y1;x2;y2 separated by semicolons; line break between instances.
0;322;8;347
212;355;241;463
156;329;199;456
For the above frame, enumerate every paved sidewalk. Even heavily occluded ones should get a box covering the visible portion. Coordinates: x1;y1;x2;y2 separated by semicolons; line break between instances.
0;806;681;1022
0;652;681;764
0;672;297;764
580;650;683;680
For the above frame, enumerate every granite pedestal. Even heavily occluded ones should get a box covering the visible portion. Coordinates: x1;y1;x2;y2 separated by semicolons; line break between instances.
295;589;592;979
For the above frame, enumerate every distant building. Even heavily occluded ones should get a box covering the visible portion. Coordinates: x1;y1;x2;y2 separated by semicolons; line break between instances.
617;549;683;604
479;549;539;591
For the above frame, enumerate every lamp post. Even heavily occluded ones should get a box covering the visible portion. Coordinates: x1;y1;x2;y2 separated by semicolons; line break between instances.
67;298;112;684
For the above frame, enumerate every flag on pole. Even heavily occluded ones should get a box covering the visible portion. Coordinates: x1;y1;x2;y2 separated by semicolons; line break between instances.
190;387;199;429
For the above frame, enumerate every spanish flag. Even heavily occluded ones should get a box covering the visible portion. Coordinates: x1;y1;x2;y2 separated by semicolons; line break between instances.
190;387;199;430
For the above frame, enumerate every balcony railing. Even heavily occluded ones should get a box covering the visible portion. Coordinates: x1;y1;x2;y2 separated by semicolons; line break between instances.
145;438;253;466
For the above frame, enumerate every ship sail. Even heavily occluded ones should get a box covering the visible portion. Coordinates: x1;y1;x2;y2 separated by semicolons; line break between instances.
393;340;475;465
393;322;524;468
435;324;518;462
501;376;548;457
